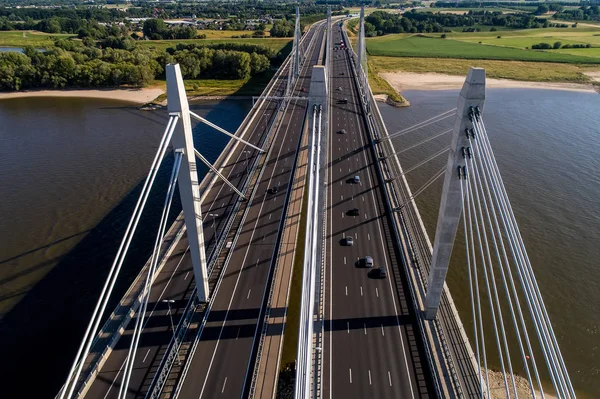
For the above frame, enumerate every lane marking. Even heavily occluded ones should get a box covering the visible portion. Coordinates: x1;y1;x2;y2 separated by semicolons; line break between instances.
349;368;353;383
376;288;379;297
388;371;392;387
364;323;367;335
368;370;372;385
362;196;364;202
360;286;363;296
381;324;385;336
342;212;344;219
247;289;251;299
142;349;151;363
184;271;190;280
221;377;228;393
343;256;346;265
368;233;371;241
347;322;350;334
345;286;348;296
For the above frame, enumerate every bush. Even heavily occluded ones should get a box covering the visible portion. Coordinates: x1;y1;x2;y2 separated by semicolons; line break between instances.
490;27;497;32
553;41;562;49
531;42;552;50
441;34;446;38
497;35;501;39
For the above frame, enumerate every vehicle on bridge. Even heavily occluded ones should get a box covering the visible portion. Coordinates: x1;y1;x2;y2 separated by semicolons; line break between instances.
352;175;360;184
343;236;354;246
338;98;348;104
363;256;374;268
267;187;278;194
338;128;346;134
348;208;359;216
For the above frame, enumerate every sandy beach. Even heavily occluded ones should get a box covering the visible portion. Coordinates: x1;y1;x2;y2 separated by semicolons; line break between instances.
0;87;165;103
381;71;600;93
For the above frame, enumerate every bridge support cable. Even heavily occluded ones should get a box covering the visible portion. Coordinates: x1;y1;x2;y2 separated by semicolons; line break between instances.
118;151;184;399
386;147;449;174
471;112;575;398
59;114;180;399
396;166;445;210
194;149;246;200
383;109;456;141
465;138;516;399
459;173;487;398
390;129;452;155
188;111;265;153
468;127;545;397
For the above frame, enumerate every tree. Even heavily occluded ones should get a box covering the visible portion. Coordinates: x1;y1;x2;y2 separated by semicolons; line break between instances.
143;19;166;39
535;5;549;15
553;41;562;49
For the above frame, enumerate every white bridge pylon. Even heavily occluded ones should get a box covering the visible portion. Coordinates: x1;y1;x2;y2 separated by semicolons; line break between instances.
166;63;260;302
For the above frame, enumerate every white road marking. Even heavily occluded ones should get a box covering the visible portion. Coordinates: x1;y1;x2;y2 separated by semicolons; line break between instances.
341;195;344;200
221;202;225;207
368;233;371;241
381;324;385;336
388;371;392;387
364;323;367;335
142;348;151;363
355;232;357;239
269;213;272;219
347;322;350;334
365;214;367;219
360;286;363;296
221;377;228;393
184;271;190;280
362;196;364;201
376;287;379;297
345;286;348;296
247;289;251;299
342;212;344;219
344;256;346;265
368;370;372;385
349;368;353;383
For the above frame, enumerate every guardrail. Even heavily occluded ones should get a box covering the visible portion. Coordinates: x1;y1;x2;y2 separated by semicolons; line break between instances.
341;24;453;398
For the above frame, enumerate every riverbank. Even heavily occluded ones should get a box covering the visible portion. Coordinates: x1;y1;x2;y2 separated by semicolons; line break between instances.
0;87;165;104
380;71;600;93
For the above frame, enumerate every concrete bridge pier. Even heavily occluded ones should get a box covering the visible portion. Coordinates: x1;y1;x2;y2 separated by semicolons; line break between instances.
425;67;486;319
166;64;210;303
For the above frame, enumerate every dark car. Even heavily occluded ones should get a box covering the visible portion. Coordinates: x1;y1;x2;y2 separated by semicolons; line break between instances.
348;208;359;216
338;98;348;104
267;187;278;194
377;266;387;278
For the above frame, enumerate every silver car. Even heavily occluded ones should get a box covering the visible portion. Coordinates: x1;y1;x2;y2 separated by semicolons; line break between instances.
364;256;374;268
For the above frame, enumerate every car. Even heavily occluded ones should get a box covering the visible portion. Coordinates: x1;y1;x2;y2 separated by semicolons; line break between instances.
300;87;306;92
344;236;354;246
338;129;347;134
348;208;359;216
352;175;360;184
364;256;374;268
267;187;278;194
340;72;345;76
377;266;387;278
338;98;348;104
338;86;343;91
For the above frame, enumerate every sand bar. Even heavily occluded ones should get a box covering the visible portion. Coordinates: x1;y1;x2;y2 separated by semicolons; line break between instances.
381;71;599;93
0;87;165;103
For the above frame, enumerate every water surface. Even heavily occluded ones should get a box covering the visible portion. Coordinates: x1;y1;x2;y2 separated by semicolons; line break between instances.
379;88;600;397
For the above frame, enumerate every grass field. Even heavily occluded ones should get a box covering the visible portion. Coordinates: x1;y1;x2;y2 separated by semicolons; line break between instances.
367;35;600;64
0;30;74;48
370;55;600;83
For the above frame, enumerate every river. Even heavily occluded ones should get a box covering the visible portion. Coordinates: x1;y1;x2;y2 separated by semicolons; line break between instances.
0;89;597;397
379;88;599;398
0;97;251;396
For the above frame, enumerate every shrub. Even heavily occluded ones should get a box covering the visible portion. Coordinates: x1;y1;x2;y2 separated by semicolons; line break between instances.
441;34;446;38
553;41;562;49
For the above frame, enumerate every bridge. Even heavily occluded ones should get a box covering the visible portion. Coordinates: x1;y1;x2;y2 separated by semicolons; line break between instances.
56;7;576;399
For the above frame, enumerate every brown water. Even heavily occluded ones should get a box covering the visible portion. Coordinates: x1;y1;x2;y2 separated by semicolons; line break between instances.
378;88;600;398
0;97;250;396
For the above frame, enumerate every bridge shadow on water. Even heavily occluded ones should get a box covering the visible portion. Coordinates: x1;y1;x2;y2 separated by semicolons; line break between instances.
0;99;252;397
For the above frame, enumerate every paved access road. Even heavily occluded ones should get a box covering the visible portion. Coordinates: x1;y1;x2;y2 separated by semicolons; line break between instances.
321;24;432;399
172;23;325;399
81;29;307;399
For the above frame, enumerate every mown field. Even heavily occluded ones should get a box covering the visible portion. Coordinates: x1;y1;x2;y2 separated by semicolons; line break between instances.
367;34;600;64
0;30;74;48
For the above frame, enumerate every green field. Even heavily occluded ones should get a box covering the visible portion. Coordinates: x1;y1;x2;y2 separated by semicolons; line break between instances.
0;30;74;48
367;35;600;64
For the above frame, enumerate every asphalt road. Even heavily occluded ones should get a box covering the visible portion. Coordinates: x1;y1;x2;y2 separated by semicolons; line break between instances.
81;30;308;399
173;23;326;399
321;24;432;399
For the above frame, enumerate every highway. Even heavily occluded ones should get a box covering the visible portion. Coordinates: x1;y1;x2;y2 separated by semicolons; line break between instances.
80;26;312;399
321;23;432;398
172;22;325;399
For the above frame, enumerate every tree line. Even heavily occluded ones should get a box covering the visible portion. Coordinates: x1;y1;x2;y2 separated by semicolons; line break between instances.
363;10;550;36
0;38;277;91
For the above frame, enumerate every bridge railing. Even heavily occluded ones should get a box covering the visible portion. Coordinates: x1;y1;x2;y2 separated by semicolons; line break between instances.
340;22;478;398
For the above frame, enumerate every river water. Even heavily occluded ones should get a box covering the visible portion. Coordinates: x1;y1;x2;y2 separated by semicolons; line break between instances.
0;97;251;396
0;89;597;397
379;88;599;398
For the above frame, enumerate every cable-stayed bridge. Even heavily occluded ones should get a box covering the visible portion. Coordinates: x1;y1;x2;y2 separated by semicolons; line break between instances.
55;7;576;399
